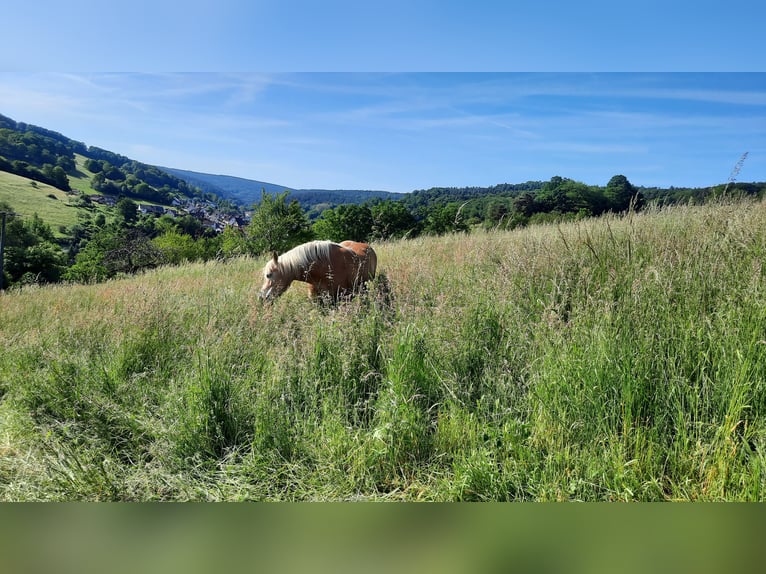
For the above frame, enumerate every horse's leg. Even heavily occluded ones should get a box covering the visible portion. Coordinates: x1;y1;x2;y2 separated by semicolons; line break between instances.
309;282;335;306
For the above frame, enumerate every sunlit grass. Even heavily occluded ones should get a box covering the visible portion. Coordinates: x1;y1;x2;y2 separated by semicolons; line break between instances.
2;198;766;500
0;171;80;235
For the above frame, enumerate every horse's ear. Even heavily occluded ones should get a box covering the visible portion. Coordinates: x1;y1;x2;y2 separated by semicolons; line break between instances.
271;251;279;264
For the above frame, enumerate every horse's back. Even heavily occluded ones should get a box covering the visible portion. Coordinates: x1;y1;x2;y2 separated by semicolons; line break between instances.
339;241;376;280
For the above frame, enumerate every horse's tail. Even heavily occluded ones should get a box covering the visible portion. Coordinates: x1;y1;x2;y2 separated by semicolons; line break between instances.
366;245;378;279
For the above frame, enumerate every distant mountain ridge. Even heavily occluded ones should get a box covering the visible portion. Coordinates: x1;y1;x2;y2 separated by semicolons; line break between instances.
161;167;403;215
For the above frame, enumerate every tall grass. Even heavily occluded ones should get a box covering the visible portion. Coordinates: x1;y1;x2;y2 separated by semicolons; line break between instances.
2;198;766;500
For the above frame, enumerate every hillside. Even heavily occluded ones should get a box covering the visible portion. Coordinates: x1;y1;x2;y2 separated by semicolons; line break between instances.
2;198;766;500
159;167;290;203
162;166;403;214
0;171;80;236
0;112;232;214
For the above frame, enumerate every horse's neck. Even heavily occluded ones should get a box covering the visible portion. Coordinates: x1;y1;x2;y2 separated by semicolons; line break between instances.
296;259;326;283
281;260;312;283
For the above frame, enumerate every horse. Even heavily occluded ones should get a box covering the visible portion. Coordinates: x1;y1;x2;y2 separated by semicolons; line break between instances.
258;240;377;303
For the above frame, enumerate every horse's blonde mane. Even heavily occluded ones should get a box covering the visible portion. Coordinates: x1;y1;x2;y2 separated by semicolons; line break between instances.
278;240;337;276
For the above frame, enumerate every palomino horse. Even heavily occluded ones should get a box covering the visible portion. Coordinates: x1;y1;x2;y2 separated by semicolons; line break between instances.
259;240;377;303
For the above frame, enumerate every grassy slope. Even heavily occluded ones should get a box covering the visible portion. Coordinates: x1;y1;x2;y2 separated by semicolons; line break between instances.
69;154;98;194
2;199;766;500
0;171;80;234
0;154;101;237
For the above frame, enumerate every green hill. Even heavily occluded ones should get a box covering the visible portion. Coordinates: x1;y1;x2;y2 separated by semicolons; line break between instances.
0;152;161;238
0;113;229;218
0;171;80;236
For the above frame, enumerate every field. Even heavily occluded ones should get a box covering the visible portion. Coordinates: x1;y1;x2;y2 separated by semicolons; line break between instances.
0;171;80;235
2;199;766;500
0;156;105;237
68;154;99;194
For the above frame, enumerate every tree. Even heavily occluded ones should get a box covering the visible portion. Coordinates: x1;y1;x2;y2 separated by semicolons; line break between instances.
534;176;609;216
85;159;103;173
371;200;419;240
217;226;249;258
2;211;66;286
484;199;511;228
152;230;200;265
512;192;537;217
423;203;470;236
245;190;313;255
50;165;70;190
64;227;118;283
56;155;75;172
558;180;601;216
605;175;642;212
66;226;164;281
312;203;373;242
116;198;139;226
102;162;124;181
536;177;579;213
173;214;205;238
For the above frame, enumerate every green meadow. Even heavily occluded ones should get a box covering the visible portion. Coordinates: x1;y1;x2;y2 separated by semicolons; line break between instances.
0;171;80;234
0;155;105;237
64;153;104;195
2;198;766;500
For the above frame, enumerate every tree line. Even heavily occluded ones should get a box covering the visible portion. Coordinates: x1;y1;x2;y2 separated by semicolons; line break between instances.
6;111;766;289
5;172;766;289
0;173;633;288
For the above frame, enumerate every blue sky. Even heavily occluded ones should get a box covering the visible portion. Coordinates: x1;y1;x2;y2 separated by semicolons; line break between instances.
1;73;763;192
1;3;765;192
4;1;765;72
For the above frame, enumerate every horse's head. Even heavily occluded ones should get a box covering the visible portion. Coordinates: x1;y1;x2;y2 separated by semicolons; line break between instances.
258;252;288;302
